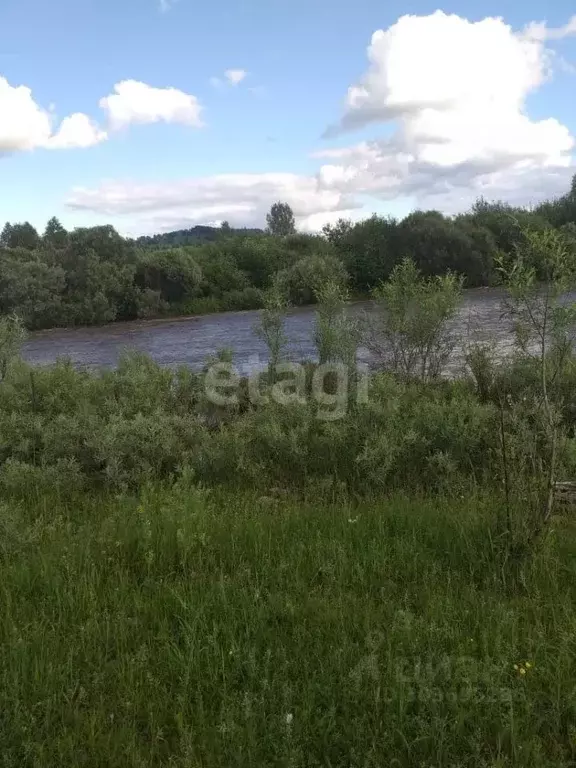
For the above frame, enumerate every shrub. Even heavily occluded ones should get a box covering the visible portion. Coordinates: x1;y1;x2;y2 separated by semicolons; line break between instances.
365;258;463;381
274;254;348;306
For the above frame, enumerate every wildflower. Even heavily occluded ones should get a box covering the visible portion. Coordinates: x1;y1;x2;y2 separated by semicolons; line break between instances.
514;660;533;676
348;517;358;524
285;713;293;725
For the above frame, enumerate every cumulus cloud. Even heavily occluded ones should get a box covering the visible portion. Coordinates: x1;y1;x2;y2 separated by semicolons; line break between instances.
65;12;576;231
99;80;203;131
1;75;204;155
224;69;247;85
331;12;561;137
46;113;107;149
319;11;575;209
0;76;105;153
313;139;574;211
0;77;53;152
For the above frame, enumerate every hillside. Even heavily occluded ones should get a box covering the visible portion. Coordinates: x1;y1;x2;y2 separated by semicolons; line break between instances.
135;224;264;247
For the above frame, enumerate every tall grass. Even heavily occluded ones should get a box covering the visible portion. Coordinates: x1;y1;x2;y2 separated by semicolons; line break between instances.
1;251;576;766
1;485;575;767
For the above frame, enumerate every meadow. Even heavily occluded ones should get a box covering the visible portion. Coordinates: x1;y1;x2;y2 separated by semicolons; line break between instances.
1;487;575;767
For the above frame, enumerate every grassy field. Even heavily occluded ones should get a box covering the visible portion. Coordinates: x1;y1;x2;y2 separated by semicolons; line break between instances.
1;483;575;767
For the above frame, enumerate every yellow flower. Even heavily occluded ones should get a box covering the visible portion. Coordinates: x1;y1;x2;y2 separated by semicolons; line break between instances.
520;667;526;676
525;662;532;669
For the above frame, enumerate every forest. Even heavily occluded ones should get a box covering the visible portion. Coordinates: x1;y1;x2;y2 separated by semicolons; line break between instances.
1;176;576;330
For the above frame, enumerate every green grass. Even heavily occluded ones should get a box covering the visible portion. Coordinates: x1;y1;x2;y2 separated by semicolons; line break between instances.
1;484;576;766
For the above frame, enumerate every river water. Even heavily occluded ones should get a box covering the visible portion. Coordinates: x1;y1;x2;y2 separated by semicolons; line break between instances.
21;288;513;373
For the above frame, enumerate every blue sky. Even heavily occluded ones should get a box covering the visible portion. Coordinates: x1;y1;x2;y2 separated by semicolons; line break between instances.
1;0;575;235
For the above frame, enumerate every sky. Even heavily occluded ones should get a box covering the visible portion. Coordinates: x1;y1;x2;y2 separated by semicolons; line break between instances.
1;0;576;236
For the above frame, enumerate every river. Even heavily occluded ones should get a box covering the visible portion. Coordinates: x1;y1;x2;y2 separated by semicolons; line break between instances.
21;288;513;373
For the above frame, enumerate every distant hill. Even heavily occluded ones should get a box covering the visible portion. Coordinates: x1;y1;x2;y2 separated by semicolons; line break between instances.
135;225;264;247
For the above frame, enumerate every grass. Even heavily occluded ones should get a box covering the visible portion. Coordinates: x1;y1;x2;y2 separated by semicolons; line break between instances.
1;482;575;766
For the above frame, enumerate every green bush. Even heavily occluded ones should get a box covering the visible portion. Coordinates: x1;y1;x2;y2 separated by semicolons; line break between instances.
220;286;264;311
190;373;498;493
274;254;349;305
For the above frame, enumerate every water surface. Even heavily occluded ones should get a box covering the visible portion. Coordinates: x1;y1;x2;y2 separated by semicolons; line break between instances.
22;288;512;372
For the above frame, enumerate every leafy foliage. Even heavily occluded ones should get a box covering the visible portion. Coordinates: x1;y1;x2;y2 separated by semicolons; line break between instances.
1;177;575;331
0;314;26;380
365;258;463;381
495;228;576;539
266;201;296;236
274;254;348;305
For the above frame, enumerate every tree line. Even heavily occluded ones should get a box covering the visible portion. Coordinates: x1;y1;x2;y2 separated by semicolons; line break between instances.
1;180;575;330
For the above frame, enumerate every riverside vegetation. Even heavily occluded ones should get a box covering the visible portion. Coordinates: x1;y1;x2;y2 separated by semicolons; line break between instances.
1;222;576;764
1;178;576;329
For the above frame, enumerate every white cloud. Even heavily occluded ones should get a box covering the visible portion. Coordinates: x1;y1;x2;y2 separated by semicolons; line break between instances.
66;173;360;234
210;70;248;88
0;76;105;153
65;146;576;237
99;80;203;131
524;15;576;41
298;208;369;233
313;138;574;211
332;12;555;135
46;113;107;149
65;12;576;231
320;11;575;209
1;75;204;154
224;69;247;86
0;77;53;152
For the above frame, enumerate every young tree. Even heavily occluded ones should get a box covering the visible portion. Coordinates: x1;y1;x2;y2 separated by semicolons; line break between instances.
43;216;69;248
0;223;13;248
254;286;289;378
364;257;463;381
497;227;576;531
266;202;296;237
219;220;232;237
0;314;26;380
313;279;359;368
